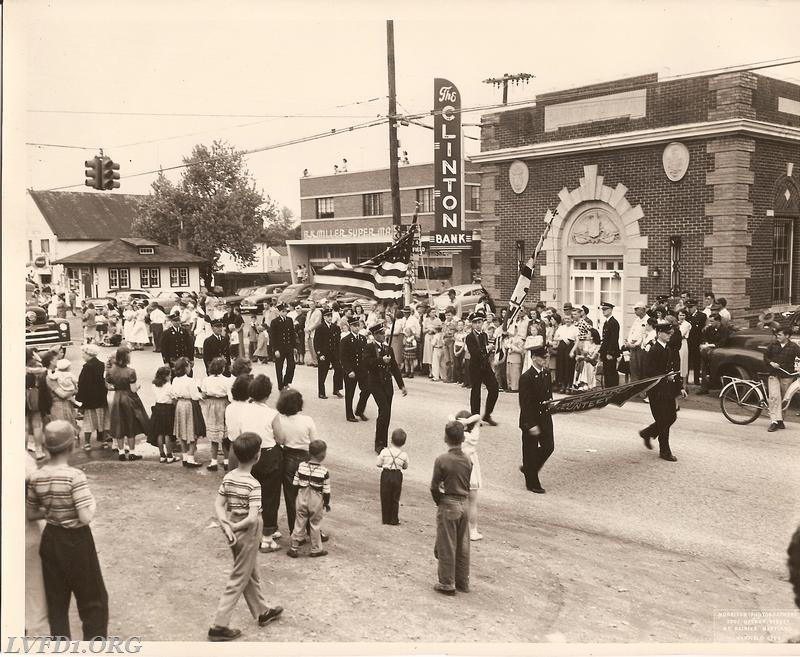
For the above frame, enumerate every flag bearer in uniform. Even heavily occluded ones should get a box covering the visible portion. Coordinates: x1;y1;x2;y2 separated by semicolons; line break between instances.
340;317;365;422
314;307;343;399
465;311;499;425
270;303;297;390
364;324;407;453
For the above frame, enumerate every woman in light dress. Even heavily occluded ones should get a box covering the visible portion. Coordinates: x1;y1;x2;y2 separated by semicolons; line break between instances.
122;302;136;343
422;307;442;377
194;299;213;356
129;301;150;349
677;309;691;381
574;328;601;390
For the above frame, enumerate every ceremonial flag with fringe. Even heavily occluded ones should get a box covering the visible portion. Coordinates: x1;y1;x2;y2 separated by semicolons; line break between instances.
542;374;672;415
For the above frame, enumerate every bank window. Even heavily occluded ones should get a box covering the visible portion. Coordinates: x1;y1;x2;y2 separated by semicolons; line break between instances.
170;267;189;287
416;188;434;213
108;267;129;289
316;197;335;219
469;185;480;212
40;239;50;254
362;193;383;216
140;267;161;288
772;219;793;304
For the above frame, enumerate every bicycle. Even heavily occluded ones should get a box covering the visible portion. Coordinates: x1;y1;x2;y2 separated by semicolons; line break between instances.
719;368;800;424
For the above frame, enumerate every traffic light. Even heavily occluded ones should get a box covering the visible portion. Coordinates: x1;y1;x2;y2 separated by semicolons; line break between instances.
100;157;121;190
84;157;101;189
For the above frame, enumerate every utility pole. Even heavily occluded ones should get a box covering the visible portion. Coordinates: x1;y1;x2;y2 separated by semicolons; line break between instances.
386;20;401;228
482;72;534;105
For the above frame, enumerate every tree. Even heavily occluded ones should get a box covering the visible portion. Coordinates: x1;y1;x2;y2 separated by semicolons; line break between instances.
261;205;300;245
133;140;278;290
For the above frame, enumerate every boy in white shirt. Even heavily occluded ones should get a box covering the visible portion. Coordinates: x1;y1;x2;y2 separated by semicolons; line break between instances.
376;428;409;525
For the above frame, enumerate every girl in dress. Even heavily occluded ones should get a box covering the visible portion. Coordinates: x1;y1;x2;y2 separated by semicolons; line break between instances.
106;346;150;461
253;324;270;363
122;303;136;344
454;410;483;541
171;357;203;468
574;328;601;390
422;308;441;377
149;366;177;463
677;309;691;382
506;324;525;392
201;356;233;472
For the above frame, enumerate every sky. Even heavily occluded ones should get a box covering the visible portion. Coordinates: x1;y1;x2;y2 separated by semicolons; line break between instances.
8;0;800;219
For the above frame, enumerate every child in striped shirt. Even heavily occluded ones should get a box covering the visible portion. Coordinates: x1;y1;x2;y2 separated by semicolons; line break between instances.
209;432;284;642
26;420;108;640
286;440;331;558
376;428;409;525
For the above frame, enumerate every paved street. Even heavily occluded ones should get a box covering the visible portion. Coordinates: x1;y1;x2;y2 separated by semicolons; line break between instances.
56;334;800;642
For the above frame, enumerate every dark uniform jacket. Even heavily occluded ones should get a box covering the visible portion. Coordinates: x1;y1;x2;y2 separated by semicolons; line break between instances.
644;340;680;399
203;333;230;369
270;315;296;353
363;340;404;390
160;326;193;363
339;331;365;375
599;316;620;358
465;330;492;370
518;366;553;432
686;310;707;345
701;323;729;348
75;356;108;410
314;321;341;363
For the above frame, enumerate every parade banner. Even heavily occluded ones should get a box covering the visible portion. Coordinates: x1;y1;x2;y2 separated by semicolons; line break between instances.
432;78;471;253
542;374;673;415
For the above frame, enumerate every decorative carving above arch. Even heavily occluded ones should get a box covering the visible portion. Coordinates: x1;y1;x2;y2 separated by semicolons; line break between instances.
569;206;621;246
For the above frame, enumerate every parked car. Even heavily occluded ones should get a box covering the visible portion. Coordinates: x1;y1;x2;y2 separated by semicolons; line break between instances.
108;289;152;306
707;328;778;385
26;305;71;352
239;283;289;314
301;288;340;308
432;284;486;316
151;290;195;308
276;283;313;308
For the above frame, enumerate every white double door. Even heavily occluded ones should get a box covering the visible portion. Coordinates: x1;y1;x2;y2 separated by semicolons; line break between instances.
568;257;624;331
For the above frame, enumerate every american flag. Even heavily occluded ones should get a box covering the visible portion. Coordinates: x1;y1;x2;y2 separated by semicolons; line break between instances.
313;228;415;300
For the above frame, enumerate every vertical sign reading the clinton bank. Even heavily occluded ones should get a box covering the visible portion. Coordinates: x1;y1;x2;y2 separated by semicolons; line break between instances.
432;78;471;252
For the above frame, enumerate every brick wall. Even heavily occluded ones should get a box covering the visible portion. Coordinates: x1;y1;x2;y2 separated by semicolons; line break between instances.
484;143;713;307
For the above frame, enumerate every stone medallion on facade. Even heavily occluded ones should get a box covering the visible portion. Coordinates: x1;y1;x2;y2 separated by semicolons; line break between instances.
508;160;529;194
662;142;690;181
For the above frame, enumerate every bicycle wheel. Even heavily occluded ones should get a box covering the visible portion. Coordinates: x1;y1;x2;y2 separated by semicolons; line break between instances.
720;382;763;425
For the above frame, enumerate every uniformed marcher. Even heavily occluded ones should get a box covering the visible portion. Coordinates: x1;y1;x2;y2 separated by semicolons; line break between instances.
314;308;343;399
270;303;296;390
364;324;407;453
160;311;194;369
464;311;499;425
518;344;554;493
639;322;685;461
598;302;620;387
202;320;231;375
340;317;366;422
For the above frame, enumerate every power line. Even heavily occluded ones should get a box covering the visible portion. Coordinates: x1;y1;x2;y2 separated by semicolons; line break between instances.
27;110;382;119
41;116;391;192
26;142;98;150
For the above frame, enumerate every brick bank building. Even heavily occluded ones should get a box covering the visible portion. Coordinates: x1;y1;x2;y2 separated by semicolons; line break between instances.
473;71;800;332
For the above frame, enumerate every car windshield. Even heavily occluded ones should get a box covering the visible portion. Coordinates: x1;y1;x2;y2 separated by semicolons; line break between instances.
250;287;269;296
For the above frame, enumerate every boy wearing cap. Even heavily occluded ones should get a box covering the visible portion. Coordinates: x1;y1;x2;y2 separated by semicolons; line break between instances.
271;303;297;390
26;420;108;639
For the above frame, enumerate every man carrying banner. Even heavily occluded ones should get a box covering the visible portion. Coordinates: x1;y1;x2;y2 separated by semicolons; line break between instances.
599;302;620;388
639;322;686;461
465;311;499;426
518;344;554;493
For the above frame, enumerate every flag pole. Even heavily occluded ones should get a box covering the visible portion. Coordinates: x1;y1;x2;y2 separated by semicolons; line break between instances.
388;205;419;341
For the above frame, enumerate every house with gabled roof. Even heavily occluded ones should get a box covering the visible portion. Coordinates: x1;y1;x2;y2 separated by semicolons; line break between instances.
53;238;206;298
26;189;146;292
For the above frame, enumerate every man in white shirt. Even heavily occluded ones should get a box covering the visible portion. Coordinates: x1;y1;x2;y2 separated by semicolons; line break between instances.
624;301;649;382
304;301;322;366
702;293;715;318
716;297;732;325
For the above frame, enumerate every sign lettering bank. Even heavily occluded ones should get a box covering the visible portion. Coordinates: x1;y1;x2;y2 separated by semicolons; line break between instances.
432;78;471;252
303;226;393;239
